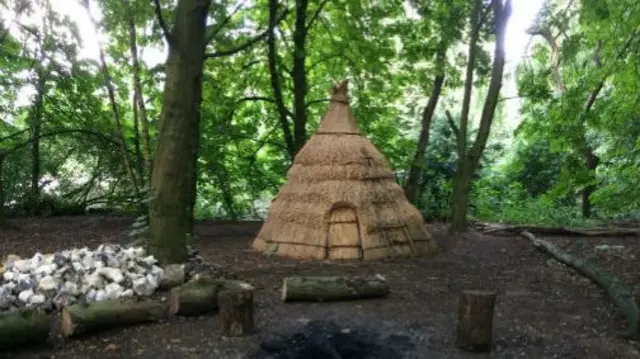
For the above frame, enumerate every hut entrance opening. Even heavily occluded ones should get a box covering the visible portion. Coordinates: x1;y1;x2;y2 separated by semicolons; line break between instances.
326;205;363;260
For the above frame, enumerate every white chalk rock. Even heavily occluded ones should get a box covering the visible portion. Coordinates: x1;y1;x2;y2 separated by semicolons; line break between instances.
86;289;97;302
72;262;85;273
38;275;58;292
64;281;80;296
95;289;107;302
120;289;134;297
99;267;124;283
13;259;31;272
150;265;164;277
132;277;152;296
84;273;105;289
3;254;21;267
3;271;15;281
18;289;34;303
105;282;123;299
36;264;55;275
29;294;45;305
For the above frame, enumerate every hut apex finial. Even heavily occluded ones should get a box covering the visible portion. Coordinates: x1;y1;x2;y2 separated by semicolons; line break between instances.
330;79;349;103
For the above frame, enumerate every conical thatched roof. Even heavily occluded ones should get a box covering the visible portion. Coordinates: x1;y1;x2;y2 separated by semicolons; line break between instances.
252;79;438;260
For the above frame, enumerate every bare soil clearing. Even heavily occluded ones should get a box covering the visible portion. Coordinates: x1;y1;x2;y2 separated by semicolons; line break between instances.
1;215;640;358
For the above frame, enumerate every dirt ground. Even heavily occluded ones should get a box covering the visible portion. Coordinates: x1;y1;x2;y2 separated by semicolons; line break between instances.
1;215;640;358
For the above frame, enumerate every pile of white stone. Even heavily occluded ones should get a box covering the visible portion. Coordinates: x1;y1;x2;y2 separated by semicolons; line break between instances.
0;244;165;312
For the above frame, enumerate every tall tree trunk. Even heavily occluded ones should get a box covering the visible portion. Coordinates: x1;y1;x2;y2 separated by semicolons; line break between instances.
449;0;512;233
292;0;309;154
267;0;295;160
29;72;45;215
0;154;5;224
148;0;211;264
127;5;153;187
132;92;144;186
404;54;445;205
83;0;141;209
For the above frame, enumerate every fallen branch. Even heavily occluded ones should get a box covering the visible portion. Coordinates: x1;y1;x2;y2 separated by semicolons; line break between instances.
281;275;390;302
520;230;640;339
0;309;51;350
61;298;170;338
476;222;638;237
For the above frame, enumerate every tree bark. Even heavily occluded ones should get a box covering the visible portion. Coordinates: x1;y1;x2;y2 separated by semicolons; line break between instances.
217;289;254;336
0;308;51;350
168;278;253;316
148;0;211;264
267;0;295;160
449;0;512;233
456;290;497;352
404;60;445;204
281;276;390;302
83;0;141;208
127;4;152;187
61;298;170;337
292;0;309;154
29;72;45;215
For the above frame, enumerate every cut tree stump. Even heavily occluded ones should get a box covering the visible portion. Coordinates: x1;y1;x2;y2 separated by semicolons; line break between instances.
456;290;497;352
217;289;254;336
168;278;254;316
0;309;51;350
159;264;186;290
281;275;390;302
61;298;170;337
520;230;640;339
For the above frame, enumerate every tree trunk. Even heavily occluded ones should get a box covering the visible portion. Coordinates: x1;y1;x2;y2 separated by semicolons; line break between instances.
267;0;295;160
29;73;45;215
292;0;309;154
148;0;211;264
582;148;599;218
450;159;472;233
404;69;445;204
0;155;5;224
449;0;512;233
127;6;153;187
84;0;141;208
132;92;144;186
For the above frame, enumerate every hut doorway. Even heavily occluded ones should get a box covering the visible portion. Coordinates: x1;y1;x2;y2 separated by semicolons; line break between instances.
326;205;363;260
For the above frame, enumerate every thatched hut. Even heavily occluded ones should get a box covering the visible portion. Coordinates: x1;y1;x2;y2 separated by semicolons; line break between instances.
252;80;438;260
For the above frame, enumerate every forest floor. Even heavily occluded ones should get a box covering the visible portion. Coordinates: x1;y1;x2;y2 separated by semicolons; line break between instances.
2;215;640;358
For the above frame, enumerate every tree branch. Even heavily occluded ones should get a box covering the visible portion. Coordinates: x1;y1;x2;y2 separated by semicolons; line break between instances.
151;0;174;48
305;98;329;107
205;2;245;46
445;110;460;140
305;0;330;31
204;8;289;59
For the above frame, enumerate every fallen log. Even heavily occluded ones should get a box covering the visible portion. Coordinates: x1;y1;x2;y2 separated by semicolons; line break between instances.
281;275;390;302
217;289;254;336
0;309;51;350
168;278;254;316
477;222;638;237
520;230;640;339
61;298;170;338
456;290;497;352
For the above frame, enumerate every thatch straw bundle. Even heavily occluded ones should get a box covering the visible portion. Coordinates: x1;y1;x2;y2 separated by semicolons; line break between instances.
253;80;438;260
